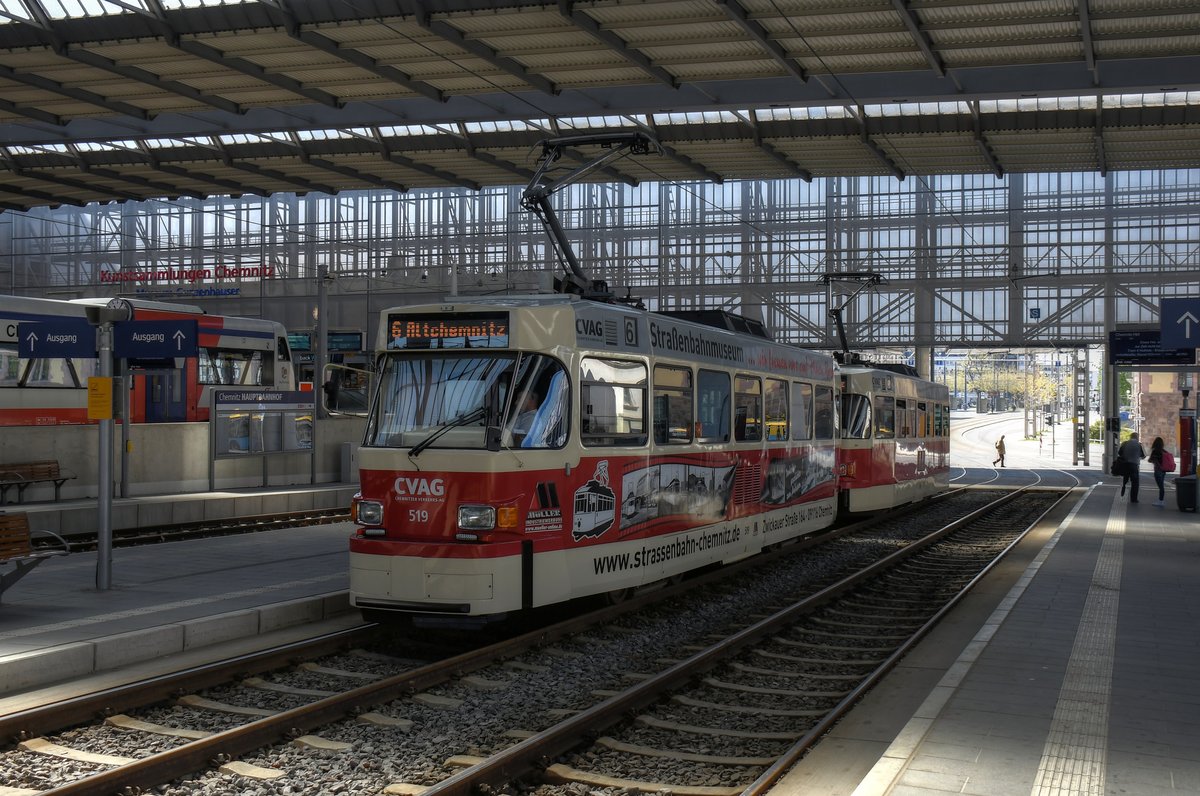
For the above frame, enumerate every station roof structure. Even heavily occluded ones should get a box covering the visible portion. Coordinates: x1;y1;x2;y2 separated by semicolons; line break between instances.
0;0;1197;210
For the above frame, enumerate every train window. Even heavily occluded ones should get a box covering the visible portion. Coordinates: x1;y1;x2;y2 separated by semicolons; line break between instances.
791;382;813;440
765;378;787;441
734;375;762;442
366;353;521;449
841;393;871;439
917;402;928;436
199;348;267;386
653;365;693;444
874;395;895;439
15;355;87;389
697;369;730;442
580;358;646;447
506;354;569;449
896;399;909;436
814;386;836;439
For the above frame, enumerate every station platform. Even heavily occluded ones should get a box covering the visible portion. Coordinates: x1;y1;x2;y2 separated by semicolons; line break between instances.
0;487;356;699
773;474;1200;796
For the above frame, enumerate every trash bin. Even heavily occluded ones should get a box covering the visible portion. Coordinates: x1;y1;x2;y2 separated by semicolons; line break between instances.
1176;475;1196;512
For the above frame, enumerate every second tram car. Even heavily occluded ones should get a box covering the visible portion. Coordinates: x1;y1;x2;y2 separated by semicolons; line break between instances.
837;365;951;512
348;295;949;624
0;296;294;426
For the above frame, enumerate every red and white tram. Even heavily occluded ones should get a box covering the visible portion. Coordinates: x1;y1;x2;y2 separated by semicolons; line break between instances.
349;295;844;622
837;364;951;512
0;295;294;426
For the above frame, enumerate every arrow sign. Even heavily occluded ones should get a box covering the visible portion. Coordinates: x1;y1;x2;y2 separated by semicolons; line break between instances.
113;320;199;358
1162;298;1200;349
17;319;97;358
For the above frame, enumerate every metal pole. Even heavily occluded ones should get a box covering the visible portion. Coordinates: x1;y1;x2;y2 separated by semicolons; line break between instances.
97;322;114;590
119;359;129;498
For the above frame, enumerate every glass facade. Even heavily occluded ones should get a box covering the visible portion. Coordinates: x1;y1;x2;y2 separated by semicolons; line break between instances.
2;168;1197;348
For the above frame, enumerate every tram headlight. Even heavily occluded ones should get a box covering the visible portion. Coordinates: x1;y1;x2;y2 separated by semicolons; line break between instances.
356;500;384;526
458;505;496;531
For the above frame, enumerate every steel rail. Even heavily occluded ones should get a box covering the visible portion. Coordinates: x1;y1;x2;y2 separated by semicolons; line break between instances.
740;485;1080;796
0;626;374;744
416;487;1050;796
26;487;1017;796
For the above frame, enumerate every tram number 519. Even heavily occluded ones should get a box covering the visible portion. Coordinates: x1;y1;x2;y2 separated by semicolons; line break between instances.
408;509;430;523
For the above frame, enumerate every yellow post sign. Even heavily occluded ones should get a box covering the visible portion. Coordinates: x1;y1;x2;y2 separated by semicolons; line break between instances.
87;377;113;420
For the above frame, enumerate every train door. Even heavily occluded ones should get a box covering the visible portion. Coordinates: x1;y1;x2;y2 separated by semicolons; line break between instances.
144;369;187;422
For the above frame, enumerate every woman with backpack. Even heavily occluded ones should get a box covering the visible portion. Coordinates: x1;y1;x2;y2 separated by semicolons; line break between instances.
1148;436;1177;507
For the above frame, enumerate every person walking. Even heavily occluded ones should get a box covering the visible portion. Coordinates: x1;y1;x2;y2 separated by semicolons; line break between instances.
992;435;1006;467
1147;436;1168;507
1117;432;1147;503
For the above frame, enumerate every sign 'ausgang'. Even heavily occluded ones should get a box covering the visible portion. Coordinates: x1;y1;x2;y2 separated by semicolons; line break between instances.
113;320;198;358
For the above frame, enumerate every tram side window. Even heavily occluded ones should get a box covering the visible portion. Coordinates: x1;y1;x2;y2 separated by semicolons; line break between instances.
814;385;836;439
13;355;88;388
841;393;871;439
917;402;928;436
874;395;895;439
896;399;909;436
653;364;693;444
765;378;788;441
199;348;267;386
791;381;813;440
697;369;730;442
734;375;762;442
580;358;647;447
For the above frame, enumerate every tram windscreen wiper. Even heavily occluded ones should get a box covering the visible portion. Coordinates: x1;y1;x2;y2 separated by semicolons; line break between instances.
408;406;487;458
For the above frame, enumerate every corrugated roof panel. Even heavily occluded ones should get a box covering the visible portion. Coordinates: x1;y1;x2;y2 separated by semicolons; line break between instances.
1097;35;1200;58
932;20;1079;45
918;0;1078;26
585;0;726;27
801;51;930;73
944;41;1083;67
444;4;565;35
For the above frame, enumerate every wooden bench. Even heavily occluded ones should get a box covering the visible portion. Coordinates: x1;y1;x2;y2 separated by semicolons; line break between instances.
0;460;77;504
0;513;69;601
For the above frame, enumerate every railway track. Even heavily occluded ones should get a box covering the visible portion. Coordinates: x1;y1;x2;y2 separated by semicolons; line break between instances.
35;507;352;552
0;487;1073;796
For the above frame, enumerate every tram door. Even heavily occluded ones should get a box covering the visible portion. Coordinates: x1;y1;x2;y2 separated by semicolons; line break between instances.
144;369;187;422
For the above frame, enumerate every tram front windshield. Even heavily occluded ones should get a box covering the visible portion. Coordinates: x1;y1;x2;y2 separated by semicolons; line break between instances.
365;352;568;450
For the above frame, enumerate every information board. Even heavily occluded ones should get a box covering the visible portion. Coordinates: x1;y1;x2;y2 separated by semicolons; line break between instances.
1108;329;1195;366
211;390;315;458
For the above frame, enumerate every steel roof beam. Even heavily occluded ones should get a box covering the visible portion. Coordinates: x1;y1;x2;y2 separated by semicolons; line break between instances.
64;48;242;116
715;0;807;83
447;122;535;183
0;62;150;120
365;128;479;190
263;0;445;104
0;95;61;126
969;101;1003;178
302;155;410;193
634;116;724;183
558;1;677;88
9;165;143;201
1094;99;1107;176
211;142;336;195
853;107;904;180
1079;0;1098;82
889;0;946;78
0;177;82;206
135;148;269;198
405;0;558;96
739;110;812;181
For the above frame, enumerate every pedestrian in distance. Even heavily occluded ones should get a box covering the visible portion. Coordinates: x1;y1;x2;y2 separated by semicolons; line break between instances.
1147;436;1171;507
1117;432;1147;503
992;435;1006;467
